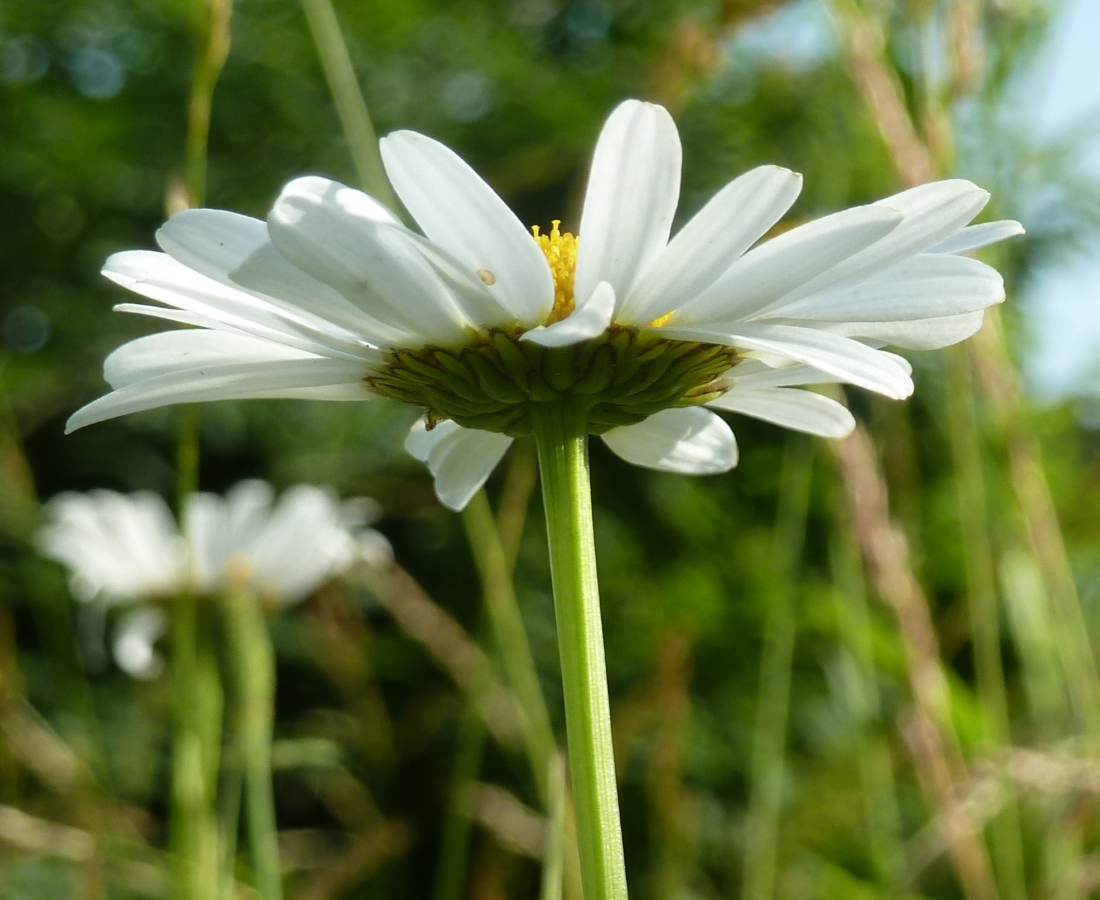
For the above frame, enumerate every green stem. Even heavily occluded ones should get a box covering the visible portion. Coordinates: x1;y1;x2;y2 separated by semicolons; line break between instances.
531;402;627;900
224;589;282;900
541;752;568;900
829;525;904;886
432;701;485;900
184;0;232;208
945;345;1027;900
298;0;400;210
462;490;557;802
741;438;813;900
171;600;223;900
218;747;243;898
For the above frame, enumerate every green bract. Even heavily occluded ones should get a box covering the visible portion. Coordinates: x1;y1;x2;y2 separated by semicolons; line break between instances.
367;328;738;436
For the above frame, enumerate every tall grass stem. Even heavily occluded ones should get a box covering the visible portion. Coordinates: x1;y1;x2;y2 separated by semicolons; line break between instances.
741;438;813;900
432;702;485;900
224;588;282;900
463;490;556;802
299;0;400;210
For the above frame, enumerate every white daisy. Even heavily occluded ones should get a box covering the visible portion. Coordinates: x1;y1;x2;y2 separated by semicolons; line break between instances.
38;481;379;677
69;100;1021;510
37;489;186;605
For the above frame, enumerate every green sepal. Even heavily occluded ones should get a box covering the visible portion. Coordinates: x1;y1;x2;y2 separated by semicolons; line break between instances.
572;344;615;395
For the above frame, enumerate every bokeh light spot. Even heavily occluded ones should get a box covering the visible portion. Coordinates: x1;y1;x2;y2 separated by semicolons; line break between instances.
69;47;125;99
3;305;51;354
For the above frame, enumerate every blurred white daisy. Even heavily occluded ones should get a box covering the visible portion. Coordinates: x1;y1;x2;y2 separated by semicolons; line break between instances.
69;100;1021;510
38;481;382;677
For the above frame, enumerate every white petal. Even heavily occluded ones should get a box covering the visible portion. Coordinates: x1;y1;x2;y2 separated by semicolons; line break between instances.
104;251;374;360
39;492;184;602
658;322;914;399
156;209;270;280
230;242;414;346
574;100;682;308
380;132;554;325
673;205;904;325
521;282;615;348
707;387;855;438
399;231;519;328
158;210;408;347
776;180;991;305
404;417;445;462
114;302;249;334
928;220;1024;255
618;165;803;326
726;358;842;389
113;607;170;680
67;359;374;433
827;311;987;349
103;330;326;389
224;480;275;554
250;485;354;603
404;419;513;511
267;176;473;346
766;254;1004;322
184;492;230;593
601;407;737;475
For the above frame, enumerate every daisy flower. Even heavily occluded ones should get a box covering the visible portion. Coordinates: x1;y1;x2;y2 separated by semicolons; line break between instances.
68;100;1020;510
38;481;379;677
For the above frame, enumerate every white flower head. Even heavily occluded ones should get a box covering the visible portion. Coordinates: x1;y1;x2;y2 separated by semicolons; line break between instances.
38;481;384;675
37;490;186;604
69;100;1022;510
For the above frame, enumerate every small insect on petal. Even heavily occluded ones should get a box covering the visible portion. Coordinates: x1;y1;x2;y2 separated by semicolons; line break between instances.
477;268;496;286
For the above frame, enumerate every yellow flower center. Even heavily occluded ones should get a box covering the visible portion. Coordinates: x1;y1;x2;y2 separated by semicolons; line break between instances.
225;550;254;588
532;220;577;324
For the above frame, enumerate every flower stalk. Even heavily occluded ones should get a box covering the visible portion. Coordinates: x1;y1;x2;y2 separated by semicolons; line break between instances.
223;587;282;900
170;596;223;900
172;407;223;900
532;401;627;900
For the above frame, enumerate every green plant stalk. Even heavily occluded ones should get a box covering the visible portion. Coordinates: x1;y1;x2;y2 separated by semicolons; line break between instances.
741;438;813;900
829;527;904;885
224;588;282;900
532;401;627;900
185;0;232;208
218;747;243;899
171;599;223;900
432;702;485;900
171;403;223;900
298;0;400;211
463;490;557;802
541;752;568;900
945;345;1027;900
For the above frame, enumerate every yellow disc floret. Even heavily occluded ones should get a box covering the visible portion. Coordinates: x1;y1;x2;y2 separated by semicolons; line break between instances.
532;220;578;324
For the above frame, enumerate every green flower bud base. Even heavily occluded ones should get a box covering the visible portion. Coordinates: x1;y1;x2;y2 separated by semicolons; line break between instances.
366;328;738;435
